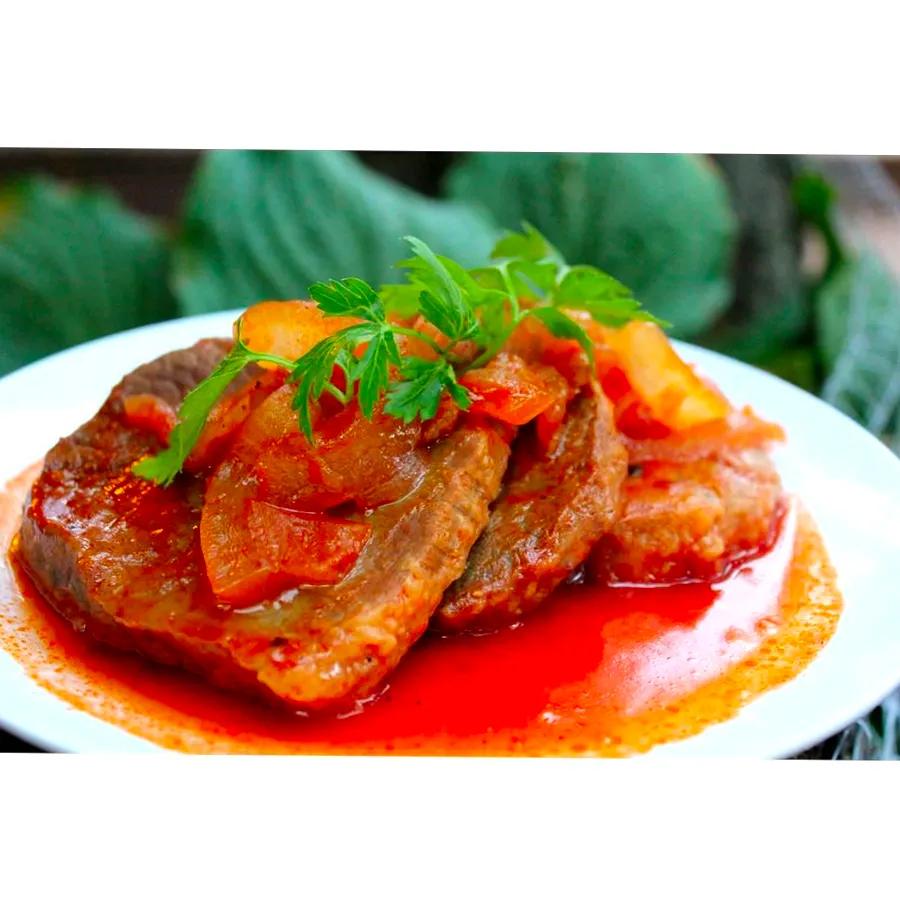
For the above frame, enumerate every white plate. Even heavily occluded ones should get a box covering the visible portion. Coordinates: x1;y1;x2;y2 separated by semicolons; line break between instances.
2;312;900;755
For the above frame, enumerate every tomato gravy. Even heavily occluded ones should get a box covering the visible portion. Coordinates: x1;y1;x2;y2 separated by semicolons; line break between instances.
0;464;842;755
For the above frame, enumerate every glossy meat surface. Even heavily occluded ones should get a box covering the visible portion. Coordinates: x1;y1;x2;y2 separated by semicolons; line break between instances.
20;341;510;709
589;449;783;583
437;388;627;632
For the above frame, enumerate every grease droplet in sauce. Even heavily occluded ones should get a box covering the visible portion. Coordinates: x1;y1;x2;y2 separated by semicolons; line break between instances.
0;465;842;755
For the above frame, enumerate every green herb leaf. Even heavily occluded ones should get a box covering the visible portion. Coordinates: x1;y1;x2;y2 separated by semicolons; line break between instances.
385;357;470;423
400;236;476;341
473;225;564;302
555;265;632;304
333;347;358;384
132;343;259;487
526;307;595;366
379;283;422;319
476;292;515;353
290;334;346;441
419;251;505;310
444;377;472;410
509;260;559;298
290;323;379;440
491;222;564;265
356;328;398;418
309;277;384;322
555;270;667;329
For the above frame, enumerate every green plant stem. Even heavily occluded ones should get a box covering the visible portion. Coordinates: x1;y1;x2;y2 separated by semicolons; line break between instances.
391;325;446;357
322;382;351;404
240;348;295;370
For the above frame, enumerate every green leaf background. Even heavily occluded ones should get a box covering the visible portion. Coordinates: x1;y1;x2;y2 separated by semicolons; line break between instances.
443;152;738;337
174;151;499;315
0;178;175;374
819;252;900;447
701;155;807;363
1;149;899;758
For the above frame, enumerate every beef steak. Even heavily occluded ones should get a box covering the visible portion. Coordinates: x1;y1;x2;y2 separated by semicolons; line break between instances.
19;340;510;710
436;387;627;632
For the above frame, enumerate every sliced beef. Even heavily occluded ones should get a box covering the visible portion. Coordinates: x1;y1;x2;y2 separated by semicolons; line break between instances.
588;449;783;583
19;340;510;711
436;387;627;632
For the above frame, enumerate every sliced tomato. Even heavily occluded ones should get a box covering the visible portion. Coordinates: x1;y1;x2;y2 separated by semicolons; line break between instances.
506;315;593;390
200;460;370;608
599;322;730;431
613;399;672;441
460;353;570;427
231;385;346;511
121;393;178;444
312;405;427;508
252;434;354;512
239;300;359;365
596;358;632;404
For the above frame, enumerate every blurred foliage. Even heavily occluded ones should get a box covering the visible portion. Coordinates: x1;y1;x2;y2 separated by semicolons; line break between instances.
831;690;900;760
819;253;900;447
0;150;899;758
444;152;737;338
792;169;846;281
702;155;807;363
174;151;498;315
0;178;175;374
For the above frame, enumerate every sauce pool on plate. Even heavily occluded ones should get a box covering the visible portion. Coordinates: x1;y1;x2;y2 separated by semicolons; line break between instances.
0;465;841;755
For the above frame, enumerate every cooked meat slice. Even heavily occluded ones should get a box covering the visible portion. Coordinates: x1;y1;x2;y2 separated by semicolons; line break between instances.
19;341;510;710
436;388;627;632
118;337;279;473
120;338;237;409
589;449;783;584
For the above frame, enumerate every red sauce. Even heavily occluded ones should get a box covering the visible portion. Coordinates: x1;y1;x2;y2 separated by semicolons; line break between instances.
0;464;842;755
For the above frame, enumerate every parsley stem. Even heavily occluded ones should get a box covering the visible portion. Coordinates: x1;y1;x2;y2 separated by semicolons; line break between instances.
463;333;511;373
462;348;495;372
460;299;526;374
322;382;351;405
546;264;570;305
391;325;446;358
242;349;296;371
498;265;521;322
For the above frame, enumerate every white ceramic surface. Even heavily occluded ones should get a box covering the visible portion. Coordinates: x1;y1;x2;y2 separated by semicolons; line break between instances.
1;312;899;755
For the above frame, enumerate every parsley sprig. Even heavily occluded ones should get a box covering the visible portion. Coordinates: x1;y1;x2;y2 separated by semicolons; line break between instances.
134;224;664;486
